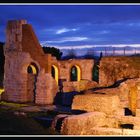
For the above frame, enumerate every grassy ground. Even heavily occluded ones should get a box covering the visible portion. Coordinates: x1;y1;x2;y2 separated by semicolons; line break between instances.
0;101;59;135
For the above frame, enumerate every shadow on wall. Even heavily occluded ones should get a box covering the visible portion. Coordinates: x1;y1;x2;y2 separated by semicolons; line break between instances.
53;91;79;107
109;78;132;88
92;78;133;91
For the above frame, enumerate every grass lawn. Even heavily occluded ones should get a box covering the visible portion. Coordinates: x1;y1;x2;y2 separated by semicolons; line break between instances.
0;102;59;135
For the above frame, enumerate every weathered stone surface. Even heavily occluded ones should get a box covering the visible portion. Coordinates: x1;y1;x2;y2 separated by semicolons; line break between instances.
86;127;123;135
122;129;140;135
99;56;140;87
61;112;106;135
136;109;140;117
51;114;71;132
3;20;97;104
86;127;140;135
63;80;97;92
118;78;140;115
72;93;120;115
115;115;140;130
36;72;58;105
59;59;94;82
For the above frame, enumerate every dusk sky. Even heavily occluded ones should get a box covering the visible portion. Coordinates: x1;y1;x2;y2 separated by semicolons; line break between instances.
1;4;140;56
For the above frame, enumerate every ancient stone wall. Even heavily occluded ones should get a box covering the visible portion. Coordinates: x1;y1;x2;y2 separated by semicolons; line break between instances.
56;59;96;92
3;51;33;102
61;112;107;135
118;78;140;115
58;59;94;81
3;20;58;104
27;74;35;102
62;80;97;92
35;71;58;105
99;56;140;87
72;93;121;115
71;78;140;116
3;19;98;104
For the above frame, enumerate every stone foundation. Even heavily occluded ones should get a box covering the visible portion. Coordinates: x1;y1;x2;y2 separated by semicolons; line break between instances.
99;56;140;87
3;20;98;104
72;93;120;115
61;112;106;135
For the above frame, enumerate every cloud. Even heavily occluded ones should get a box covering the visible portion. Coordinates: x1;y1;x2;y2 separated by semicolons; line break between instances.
99;30;110;34
56;28;78;34
98;44;140;48
41;37;88;45
54;44;140;56
51;44;140;50
54;45;94;50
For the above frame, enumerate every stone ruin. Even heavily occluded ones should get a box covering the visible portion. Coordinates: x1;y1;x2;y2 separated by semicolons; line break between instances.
1;20;96;104
52;78;140;135
1;19;140;135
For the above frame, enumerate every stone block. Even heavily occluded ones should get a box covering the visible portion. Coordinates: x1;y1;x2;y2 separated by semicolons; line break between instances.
61;112;106;135
87;127;122;135
122;129;140;135
136;109;140;117
72;93;120;115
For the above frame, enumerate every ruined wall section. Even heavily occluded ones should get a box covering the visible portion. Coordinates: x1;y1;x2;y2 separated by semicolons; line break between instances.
22;24;51;73
59;59;94;81
3;20;29;102
36;70;58;104
118;78;140;115
3;20;58;103
57;59;97;92
3;51;34;102
99;56;140;87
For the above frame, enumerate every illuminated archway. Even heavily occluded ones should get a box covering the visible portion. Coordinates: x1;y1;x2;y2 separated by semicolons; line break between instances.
27;64;38;75
51;65;59;85
70;65;81;81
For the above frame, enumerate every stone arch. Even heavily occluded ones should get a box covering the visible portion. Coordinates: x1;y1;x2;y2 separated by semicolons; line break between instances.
27;63;39;75
51;65;59;85
27;62;39;103
70;65;81;81
92;64;99;82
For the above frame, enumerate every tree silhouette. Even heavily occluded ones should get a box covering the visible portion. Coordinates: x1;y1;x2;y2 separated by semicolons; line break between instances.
42;46;63;60
84;49;95;59
64;49;77;59
99;51;103;60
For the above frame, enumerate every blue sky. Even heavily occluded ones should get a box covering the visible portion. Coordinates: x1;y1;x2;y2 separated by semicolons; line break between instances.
1;4;140;56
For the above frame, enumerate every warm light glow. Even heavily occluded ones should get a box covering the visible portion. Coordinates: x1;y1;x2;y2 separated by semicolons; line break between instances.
0;88;4;94
30;64;37;74
75;65;81;81
52;65;59;85
129;86;137;115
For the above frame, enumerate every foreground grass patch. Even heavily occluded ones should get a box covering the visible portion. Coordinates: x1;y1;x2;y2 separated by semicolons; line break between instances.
0;101;29;109
0;107;58;135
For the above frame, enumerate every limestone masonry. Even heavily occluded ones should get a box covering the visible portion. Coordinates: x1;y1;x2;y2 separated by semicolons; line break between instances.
2;20;96;104
2;20;140;135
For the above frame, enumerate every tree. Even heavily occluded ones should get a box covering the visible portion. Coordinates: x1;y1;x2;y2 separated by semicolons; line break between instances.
42;46;63;60
99;51;103;60
84;49;95;59
66;49;77;59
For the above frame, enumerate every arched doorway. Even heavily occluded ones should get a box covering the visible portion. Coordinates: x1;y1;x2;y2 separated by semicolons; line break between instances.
92;64;99;82
70;65;81;81
27;63;38;103
51;65;59;85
